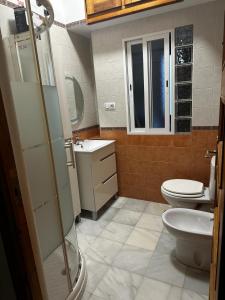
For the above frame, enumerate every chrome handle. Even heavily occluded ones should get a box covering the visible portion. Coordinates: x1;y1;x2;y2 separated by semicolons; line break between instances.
64;138;75;169
204;150;217;158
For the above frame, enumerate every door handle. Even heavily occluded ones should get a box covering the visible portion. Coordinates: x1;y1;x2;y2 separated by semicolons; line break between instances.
64;138;75;169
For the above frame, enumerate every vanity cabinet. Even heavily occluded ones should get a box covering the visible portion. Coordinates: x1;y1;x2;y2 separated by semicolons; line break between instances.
75;141;118;219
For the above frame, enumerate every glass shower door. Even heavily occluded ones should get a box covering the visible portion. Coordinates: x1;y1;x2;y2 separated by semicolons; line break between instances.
24;0;81;292
2;0;81;299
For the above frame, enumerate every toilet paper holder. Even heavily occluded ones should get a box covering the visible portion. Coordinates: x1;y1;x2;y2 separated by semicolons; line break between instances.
204;149;217;158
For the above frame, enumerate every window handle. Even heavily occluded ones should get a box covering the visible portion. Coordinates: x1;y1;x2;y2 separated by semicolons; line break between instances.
166;80;169;88
129;84;132;91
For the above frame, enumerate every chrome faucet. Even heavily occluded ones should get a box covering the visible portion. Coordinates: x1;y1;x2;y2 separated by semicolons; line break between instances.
75;135;84;147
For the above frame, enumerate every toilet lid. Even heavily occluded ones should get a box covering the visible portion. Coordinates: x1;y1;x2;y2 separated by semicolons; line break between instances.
162;179;204;196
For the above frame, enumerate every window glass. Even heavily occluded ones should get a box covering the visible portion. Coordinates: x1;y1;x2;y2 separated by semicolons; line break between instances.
131;43;145;128
149;39;165;128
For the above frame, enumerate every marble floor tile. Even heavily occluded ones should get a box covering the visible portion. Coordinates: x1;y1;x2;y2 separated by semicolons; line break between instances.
100;221;133;243
126;227;160;251
99;207;120;222
77;219;107;237
93;267;142;300
85;259;109;293
123;199;148;212
145;252;186;287
112;197;127;209
154;232;176;255
136;213;163;232
135;278;182;300
184;268;210;296
113;209;142;226
85;237;123;265
77;232;96;253
145;202;170;216
113;244;153;275
182;289;208;300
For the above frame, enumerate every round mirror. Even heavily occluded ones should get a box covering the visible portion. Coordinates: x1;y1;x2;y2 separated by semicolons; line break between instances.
65;75;84;130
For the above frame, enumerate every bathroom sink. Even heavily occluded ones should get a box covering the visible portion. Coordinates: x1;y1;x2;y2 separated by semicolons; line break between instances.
73;139;115;153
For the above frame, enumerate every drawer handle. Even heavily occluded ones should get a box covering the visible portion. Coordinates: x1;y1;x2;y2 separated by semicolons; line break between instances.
100;152;115;162
102;172;116;184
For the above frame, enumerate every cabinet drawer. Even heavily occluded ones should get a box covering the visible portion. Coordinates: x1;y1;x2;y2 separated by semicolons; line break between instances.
94;173;118;211
92;143;115;162
92;153;116;186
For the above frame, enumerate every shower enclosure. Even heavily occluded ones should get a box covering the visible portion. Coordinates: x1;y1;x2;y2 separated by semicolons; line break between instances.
0;0;86;299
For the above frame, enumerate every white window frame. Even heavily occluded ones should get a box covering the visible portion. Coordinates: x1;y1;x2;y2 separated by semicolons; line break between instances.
123;30;175;135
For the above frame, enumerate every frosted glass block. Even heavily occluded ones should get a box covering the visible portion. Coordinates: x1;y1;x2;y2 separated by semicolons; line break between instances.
175;118;191;133
43;244;69;300
23;144;56;210
175;25;193;46
35;198;63;259
10;82;47;149
51;138;69;190
58;183;74;236
43;86;63;141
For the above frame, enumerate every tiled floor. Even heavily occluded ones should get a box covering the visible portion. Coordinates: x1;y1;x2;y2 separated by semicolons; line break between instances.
77;197;209;300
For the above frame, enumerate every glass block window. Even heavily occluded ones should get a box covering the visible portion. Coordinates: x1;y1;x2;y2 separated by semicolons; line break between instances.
175;25;193;46
175;118;192;133
176;101;192;117
175;25;193;133
176;65;192;82
176;46;192;65
176;83;192;100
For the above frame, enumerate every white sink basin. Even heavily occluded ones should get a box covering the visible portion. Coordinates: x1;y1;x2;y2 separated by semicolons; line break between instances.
73;139;115;153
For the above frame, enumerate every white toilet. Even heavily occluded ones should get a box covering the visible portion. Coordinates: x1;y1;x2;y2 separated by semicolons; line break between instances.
162;208;213;271
161;156;216;209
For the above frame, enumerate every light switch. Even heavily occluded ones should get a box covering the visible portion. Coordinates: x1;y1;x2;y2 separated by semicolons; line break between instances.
104;102;116;111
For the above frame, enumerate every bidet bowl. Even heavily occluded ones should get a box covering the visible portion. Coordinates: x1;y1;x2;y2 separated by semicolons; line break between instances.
162;208;213;270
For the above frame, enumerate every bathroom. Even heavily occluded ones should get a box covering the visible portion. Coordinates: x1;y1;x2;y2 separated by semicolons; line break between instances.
0;0;225;299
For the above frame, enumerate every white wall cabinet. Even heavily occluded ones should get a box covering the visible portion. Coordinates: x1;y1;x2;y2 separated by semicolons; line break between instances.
75;141;118;219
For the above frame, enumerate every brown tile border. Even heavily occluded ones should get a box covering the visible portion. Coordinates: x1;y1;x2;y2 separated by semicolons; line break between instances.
100;126;218;131
53;20;66;29
73;125;99;133
192;126;218;130
6;1;17;8
66;19;87;30
100;127;127;131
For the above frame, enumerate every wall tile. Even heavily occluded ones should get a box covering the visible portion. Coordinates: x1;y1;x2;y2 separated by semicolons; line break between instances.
100;129;217;203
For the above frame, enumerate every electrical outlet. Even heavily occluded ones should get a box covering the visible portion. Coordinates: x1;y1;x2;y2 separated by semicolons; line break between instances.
104;102;116;111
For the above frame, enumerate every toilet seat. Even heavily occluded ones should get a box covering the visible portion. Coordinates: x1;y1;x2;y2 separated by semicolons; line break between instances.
162;179;204;198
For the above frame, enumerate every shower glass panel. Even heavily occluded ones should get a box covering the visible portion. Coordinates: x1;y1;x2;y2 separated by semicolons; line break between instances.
148;39;165;128
26;2;80;290
8;36;70;300
131;43;145;128
2;0;81;298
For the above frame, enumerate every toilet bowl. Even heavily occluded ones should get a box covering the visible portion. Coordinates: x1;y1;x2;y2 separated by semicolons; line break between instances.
162;208;213;271
161;156;216;208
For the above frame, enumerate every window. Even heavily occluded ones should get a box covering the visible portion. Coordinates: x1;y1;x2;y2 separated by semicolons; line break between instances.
125;31;172;134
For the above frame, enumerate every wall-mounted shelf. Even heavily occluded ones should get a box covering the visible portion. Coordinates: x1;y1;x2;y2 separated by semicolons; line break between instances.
85;0;183;24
